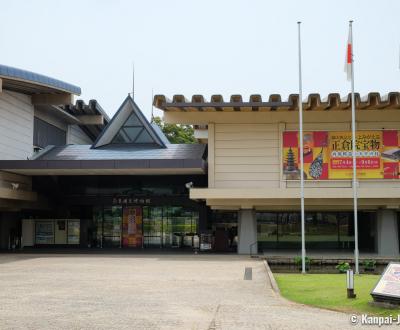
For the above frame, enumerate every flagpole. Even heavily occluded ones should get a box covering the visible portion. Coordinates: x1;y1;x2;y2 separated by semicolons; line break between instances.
297;21;306;274
349;20;359;275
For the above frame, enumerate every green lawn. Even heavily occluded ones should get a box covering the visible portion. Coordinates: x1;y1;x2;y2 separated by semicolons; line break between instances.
274;273;400;316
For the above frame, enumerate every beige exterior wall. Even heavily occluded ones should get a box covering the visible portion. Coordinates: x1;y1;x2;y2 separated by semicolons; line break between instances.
162;109;400;209
213;123;280;188
0;91;34;160
206;119;400;193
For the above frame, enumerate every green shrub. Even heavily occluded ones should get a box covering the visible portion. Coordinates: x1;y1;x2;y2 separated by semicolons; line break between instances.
336;262;350;273
363;259;376;271
294;256;311;271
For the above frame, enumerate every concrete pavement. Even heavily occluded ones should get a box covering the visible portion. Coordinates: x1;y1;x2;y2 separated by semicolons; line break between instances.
0;254;380;329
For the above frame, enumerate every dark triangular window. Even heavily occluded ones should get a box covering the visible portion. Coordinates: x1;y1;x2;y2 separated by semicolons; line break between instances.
135;130;153;143
124;113;142;126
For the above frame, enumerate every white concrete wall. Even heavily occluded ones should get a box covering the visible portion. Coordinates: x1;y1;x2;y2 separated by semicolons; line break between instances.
0;91;34;160
67;125;92;144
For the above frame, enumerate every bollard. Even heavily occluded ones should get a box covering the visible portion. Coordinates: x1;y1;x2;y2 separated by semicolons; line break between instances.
347;269;356;298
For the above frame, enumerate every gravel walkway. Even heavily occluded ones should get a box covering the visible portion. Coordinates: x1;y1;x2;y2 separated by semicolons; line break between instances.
0;254;380;329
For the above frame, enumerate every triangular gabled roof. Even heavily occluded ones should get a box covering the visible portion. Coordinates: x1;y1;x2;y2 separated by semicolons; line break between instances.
92;95;167;149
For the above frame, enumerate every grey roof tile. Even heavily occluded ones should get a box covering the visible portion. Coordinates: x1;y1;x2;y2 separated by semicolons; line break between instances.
0;64;81;95
36;144;206;161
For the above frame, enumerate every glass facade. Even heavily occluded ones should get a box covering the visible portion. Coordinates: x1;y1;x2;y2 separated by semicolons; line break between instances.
257;211;376;251
92;205;198;249
30;175;207;249
102;207;122;247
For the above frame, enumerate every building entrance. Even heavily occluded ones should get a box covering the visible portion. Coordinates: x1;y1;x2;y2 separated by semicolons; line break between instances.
93;205;198;249
102;207;122;247
209;211;238;252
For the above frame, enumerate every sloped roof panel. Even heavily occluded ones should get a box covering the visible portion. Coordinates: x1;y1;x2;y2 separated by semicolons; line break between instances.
0;64;81;95
35;144;205;160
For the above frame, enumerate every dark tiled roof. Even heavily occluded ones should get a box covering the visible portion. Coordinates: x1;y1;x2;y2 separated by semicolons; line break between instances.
63;99;110;141
0;64;81;95
35;144;206;161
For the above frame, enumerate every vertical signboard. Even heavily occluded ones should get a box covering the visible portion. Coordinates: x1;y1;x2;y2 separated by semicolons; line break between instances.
122;207;143;248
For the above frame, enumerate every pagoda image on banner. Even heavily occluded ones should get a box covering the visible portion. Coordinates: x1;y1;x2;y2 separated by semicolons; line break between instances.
283;147;301;179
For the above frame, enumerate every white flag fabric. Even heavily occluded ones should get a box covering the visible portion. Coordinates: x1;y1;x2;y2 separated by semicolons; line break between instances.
345;27;353;81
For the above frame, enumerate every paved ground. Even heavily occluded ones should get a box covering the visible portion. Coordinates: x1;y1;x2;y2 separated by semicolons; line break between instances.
0;254;378;329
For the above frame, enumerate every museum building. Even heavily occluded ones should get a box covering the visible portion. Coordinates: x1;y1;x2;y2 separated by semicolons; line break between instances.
0;63;399;256
153;93;400;256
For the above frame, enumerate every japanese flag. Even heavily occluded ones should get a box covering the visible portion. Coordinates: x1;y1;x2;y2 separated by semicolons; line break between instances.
345;27;352;81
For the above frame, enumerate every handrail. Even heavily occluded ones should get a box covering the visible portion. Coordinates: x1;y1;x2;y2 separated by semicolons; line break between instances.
249;241;258;257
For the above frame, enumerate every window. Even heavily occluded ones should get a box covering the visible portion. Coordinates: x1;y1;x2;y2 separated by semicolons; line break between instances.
111;112;156;144
33;117;66;148
257;211;374;251
35;221;54;244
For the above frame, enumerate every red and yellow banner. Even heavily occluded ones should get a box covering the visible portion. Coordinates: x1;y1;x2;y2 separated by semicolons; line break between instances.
282;130;400;180
122;207;143;247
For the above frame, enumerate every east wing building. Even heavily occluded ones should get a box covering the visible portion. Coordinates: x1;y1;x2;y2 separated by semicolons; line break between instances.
154;93;400;256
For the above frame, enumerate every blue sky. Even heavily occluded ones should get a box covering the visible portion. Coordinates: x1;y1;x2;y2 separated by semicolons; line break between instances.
1;0;399;118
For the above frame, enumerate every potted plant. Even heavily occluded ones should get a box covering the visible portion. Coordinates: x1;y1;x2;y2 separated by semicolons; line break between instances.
336;261;350;273
363;259;376;272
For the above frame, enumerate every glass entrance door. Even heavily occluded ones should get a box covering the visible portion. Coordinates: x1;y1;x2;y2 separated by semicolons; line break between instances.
143;207;163;247
165;207;197;248
103;206;122;247
142;206;198;248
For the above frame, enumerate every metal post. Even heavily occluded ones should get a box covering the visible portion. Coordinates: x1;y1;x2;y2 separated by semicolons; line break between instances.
132;61;135;101
349;21;359;275
297;21;306;274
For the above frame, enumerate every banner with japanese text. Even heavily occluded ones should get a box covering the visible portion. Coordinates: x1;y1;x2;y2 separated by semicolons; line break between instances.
282;130;400;180
122;207;143;247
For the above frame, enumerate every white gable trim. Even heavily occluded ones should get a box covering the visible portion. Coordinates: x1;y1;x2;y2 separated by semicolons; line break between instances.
92;96;166;148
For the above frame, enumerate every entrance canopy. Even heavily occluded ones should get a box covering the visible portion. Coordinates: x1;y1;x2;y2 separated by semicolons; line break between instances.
0;144;206;176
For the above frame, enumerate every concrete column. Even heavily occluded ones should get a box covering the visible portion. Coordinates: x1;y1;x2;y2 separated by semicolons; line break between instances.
198;202;208;233
237;209;257;254
377;209;399;257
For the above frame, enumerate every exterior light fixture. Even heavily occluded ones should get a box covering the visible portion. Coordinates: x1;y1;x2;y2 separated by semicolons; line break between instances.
347;269;356;298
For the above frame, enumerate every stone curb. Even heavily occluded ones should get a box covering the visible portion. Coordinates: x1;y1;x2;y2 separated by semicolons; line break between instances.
263;259;280;294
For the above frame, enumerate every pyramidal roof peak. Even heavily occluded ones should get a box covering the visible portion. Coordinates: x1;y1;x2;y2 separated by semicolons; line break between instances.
92;95;168;149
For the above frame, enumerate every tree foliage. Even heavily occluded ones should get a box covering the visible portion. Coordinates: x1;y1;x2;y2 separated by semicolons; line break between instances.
152;116;196;144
